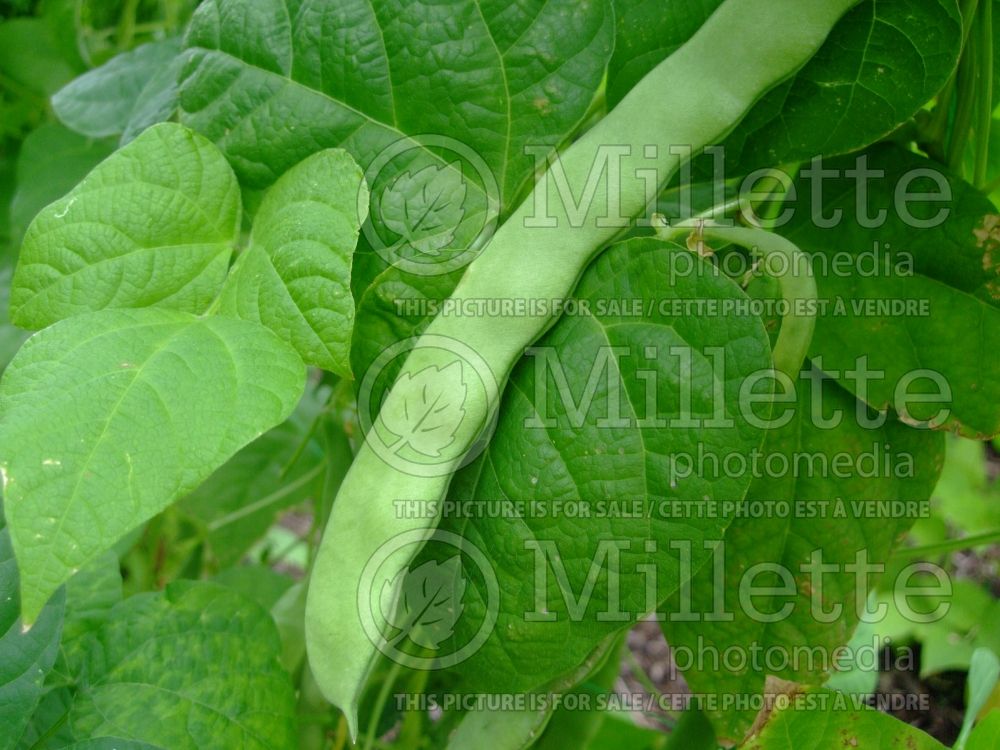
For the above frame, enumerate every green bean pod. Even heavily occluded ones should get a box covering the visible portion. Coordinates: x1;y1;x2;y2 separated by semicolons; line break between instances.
657;222;818;379
306;0;861;736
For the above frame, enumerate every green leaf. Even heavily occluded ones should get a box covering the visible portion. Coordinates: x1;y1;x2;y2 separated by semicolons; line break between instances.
9;123;116;244
404;238;772;693
743;687;947;749
52;38;183;140
180;394;326;568
0;308;305;624
777;145;1000;438
813;259;998;437
217;149;368;375
587;713;669;750
662;376;944;743
448;635;623;750
0;524;64;750
968;712;1000;750
609;0;961;173
384;556;466;651
58;550;123;674
780;144;999;307
351;266;465;396
179;0;613;278
65;581;296;749
10;123;241;330
929;438;1000;539
959;650;1000;750
213;565;295;611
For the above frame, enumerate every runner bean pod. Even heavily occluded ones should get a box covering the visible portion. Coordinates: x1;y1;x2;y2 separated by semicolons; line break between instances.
306;0;860;736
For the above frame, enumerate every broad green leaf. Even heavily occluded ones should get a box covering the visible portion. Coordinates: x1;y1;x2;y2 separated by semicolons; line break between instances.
180;399;325;568
384;556;466;651
65;581;296;749
11;123;241;330
0;524;64;750
959;650;1000;750
776;145;1000;438
743;687;947;749
533;637;630;750
52;38;183;140
822;618;880;696
9;123;116;243
179;0;613;278
811;264;998;437
120;55;187;145
271;582;307;672
587;713;670;750
780;145;999;308
16;683;75;749
213;565;295;611
180;0;612;205
928;438;1000;538
217;149;368;375
609;0;961;173
919;583;1000;677
662;375;944;743
852;579;1000;678
351;266;465;395
57;550;123;674
968;712;1000;750
0;308;305;624
448;635;623;750
404;238;772;693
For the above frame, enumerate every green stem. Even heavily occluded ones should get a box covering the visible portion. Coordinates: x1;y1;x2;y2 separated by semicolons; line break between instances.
894;529;1000;560
298;665;334;750
205;461;327;532
925;77;956;160
960;0;983;45
116;0;141;51
949;59;978;173
743;164;801;229
948;2;982;174
363;660;403;750
975;0;994;188
656;221;817;379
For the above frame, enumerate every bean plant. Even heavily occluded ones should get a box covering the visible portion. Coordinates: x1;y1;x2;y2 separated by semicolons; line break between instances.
0;0;998;748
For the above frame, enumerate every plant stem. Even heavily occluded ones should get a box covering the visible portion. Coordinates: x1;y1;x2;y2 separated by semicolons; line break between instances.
949;54;979;173
925;77;957;161
895;529;1000;560
363;660;403;750
117;0;141;51
205;461;326;532
655;221;817;379
948;0;983;173
975;0;994;188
